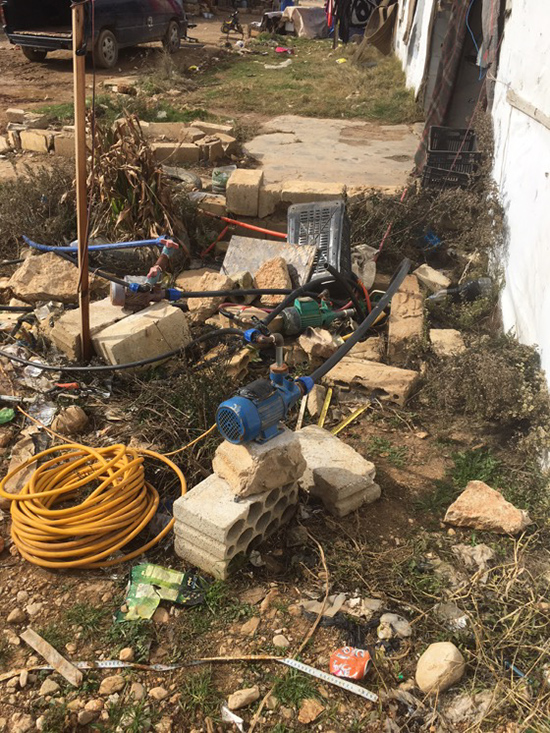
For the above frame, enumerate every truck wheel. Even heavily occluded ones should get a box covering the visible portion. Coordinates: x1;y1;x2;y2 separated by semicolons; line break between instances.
163;20;180;53
22;48;48;62
95;29;118;69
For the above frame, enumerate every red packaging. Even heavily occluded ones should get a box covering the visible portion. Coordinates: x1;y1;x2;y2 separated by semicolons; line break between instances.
330;646;372;680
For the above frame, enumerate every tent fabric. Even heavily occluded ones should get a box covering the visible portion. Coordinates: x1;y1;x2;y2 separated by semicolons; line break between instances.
281;6;329;38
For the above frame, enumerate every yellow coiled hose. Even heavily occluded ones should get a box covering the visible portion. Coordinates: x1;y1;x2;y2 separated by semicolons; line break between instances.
0;422;216;569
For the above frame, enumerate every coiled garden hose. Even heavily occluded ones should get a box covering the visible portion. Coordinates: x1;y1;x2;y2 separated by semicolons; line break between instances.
0;420;215;569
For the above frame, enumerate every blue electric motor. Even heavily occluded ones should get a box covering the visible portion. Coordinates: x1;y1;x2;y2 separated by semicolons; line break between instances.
216;371;313;444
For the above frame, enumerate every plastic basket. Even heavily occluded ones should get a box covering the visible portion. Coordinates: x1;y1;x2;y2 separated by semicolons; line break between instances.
421;166;472;190
426;150;481;175
428;126;477;153
287;200;351;285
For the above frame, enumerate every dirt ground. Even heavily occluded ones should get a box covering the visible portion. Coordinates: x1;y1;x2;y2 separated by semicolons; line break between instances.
0;13;549;733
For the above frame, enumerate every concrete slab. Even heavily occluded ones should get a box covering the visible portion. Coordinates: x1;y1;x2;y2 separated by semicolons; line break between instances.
244;115;422;188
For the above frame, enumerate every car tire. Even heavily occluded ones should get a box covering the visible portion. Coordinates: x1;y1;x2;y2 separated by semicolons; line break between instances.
163;20;180;54
95;29;119;69
22;47;48;62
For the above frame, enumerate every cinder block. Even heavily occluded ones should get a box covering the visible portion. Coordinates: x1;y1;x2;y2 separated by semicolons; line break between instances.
20;129;55;153
280;180;345;205
48;297;130;360
387;275;424;363
191;121;235;136
297;426;379;517
151;142;201;165
173;475;298;578
93;301;191;366
212;427;306;497
54;134;75;158
226;169;264;217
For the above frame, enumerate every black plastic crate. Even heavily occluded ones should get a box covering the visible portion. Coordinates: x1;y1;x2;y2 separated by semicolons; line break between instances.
426;150;481;175
422;165;472;190
429;126;477;153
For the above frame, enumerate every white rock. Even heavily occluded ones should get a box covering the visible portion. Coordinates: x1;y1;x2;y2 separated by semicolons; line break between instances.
272;634;290;648
10;713;35;733
119;647;135;662
149;687;169;701
415;642;466;694
130;682;146;700
377;613;412;639
99;675;125;695
77;711;97;726
445;481;531;534
227;685;260;710
414;264;451;292
7;608;26;624
39;678;60;696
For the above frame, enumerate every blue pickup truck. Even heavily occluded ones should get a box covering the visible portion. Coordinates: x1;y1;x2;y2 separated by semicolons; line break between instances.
1;0;189;68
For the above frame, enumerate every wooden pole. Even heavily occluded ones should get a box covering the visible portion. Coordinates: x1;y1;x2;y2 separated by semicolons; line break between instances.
72;0;91;361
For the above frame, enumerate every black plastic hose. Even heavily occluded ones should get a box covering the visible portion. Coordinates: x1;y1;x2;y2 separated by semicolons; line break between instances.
0;305;35;313
326;264;365;320
309;258;411;383
261;276;334;327
0;328;244;373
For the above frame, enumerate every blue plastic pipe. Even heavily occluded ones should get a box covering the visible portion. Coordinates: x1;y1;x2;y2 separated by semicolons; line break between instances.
23;235;170;253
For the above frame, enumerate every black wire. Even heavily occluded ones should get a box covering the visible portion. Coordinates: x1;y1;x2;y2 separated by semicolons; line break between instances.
0;328;243;373
309;259;411;383
0;306;35;313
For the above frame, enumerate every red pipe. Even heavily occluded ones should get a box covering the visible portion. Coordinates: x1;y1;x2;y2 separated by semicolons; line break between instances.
201;225;229;258
200;210;287;240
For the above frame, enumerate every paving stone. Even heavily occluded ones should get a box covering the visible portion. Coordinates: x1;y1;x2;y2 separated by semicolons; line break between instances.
387;275;424;362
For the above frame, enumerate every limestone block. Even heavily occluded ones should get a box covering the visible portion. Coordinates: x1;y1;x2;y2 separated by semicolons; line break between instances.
175;267;218;291
322;358;419;407
258;182;282;218
141;122;203;142
173;475;298;578
387;275;424;362
201;138;224;163
191;121;235;136
444;480;532;534
53;134;75;158
0;136;11;153
48;297;130;360
254;256;291;307
414;264;451;293
8;253;101;304
429;329;466;357
347;336;383;361
7;108;26;124
297;426;379;517
226;169;264;217
194;193;226;217
151;142;201;164
215;132;239;155
280;180;345;205
20;129;55;153
186;271;234;323
212;428;306;497
93;301;191;366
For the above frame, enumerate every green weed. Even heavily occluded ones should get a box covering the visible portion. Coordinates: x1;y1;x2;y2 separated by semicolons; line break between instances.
65;603;109;639
40;702;67;733
367;436;408;468
273;668;318;707
0;639;13;670
451;448;501;488
35;623;71;651
179;667;222;718
106;619;157;662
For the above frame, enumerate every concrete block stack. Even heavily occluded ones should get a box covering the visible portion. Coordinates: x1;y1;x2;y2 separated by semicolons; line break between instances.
173;429;306;579
296;425;380;517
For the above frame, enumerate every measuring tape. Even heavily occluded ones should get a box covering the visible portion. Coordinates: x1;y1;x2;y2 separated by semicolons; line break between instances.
279;658;378;703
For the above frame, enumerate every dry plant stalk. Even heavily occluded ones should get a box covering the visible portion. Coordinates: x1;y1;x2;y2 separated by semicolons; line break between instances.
89;114;184;240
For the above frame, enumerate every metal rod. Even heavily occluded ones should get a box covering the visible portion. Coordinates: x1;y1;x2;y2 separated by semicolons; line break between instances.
72;0;91;361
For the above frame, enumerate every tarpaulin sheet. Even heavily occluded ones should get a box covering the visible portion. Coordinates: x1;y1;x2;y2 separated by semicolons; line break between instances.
282;6;329;38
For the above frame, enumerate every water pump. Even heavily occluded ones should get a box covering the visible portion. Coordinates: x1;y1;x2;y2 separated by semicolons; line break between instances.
279;297;354;336
216;365;313;444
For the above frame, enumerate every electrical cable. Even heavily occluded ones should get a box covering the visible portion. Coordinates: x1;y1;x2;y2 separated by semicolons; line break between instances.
0;408;216;569
0;328;244;373
309;258;411;383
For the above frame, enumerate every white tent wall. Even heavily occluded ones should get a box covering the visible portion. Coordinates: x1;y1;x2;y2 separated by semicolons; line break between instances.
394;0;438;95
491;0;550;379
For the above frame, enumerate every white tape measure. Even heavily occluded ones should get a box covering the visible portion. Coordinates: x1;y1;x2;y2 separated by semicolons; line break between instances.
280;658;378;703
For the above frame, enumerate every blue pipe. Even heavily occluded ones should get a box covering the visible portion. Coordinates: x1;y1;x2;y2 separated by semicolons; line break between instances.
23;235;170;253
